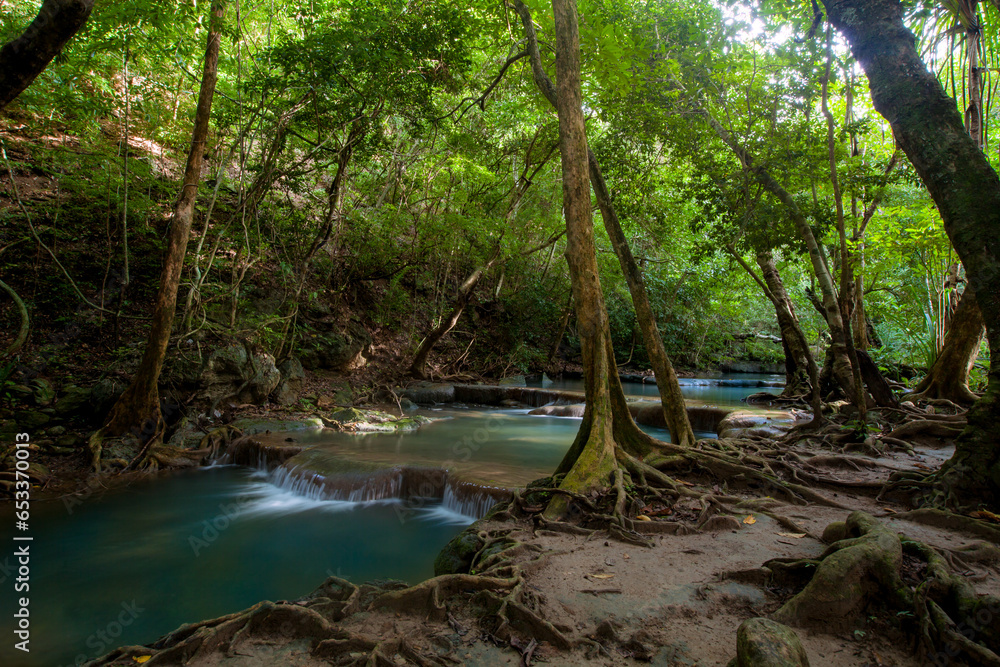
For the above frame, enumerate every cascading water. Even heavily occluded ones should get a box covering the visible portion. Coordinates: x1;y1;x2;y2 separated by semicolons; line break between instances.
264;462;508;520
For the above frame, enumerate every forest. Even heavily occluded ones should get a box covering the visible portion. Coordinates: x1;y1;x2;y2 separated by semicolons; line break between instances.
1;0;999;665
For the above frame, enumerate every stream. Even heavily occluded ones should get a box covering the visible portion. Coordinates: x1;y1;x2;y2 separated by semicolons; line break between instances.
0;374;781;666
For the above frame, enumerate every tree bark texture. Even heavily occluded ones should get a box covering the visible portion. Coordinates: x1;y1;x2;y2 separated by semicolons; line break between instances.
909;286;985;406
512;0;694;450
823;0;1000;507
0;0;94;110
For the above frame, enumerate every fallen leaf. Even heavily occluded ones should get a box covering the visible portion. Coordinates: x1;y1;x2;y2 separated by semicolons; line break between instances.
133;658;152;664
881;507;897;514
623;553;630;559
588;574;614;580
675;479;693;486
777;532;806;539
743;515;757;525
636;514;652;522
971;510;1000;524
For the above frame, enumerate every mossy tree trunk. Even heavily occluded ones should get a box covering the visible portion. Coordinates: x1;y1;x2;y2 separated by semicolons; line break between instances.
823;0;1000;507
512;0;694;449
101;0;226;440
909;285;985;406
513;0;659;517
587;153;696;447
755;251;823;414
410;251;499;380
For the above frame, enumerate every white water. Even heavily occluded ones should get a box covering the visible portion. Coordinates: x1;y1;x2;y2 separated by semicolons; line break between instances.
255;463;499;524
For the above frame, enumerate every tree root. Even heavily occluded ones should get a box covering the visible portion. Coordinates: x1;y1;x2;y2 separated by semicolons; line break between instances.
765;511;1000;664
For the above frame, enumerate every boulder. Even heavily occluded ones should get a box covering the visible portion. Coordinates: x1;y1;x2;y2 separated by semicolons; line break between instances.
274;357;306;406
434;526;485;575
20;410;51;429
198;345;281;404
92;377;127;418
54;385;92;417
401;383;456;404
296;320;371;372
730;618;810;667
29;379;55;406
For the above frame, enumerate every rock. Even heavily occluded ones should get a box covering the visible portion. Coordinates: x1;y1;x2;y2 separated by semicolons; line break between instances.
232;417;325;435
719;361;785;374
54;385;92;417
29;379;55;406
732;618;810;666
20;410;51;429
401;383;456;404
323;408;433;433
92;377;127;417
8;384;33;402
399;397;418;411
274;357;305;406
717;410;787;439
56;433;83;449
296;320;371;372
498;375;527;387
47;425;67;436
198;345;281;404
166;417;205;450
434;527;485;575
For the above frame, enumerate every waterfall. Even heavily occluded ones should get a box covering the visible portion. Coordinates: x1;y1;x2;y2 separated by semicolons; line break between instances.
264;464;510;520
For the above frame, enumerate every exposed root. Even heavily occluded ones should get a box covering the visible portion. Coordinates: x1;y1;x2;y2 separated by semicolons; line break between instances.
764;511;1000;664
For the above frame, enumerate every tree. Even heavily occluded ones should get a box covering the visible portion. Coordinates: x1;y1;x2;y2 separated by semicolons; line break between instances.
0;0;94;110
91;0;226;469
510;0;664;517
512;0;696;449
822;0;1000;508
908;285;985;405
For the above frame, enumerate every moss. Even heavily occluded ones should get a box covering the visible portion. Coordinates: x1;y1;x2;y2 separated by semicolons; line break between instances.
434;527;485;576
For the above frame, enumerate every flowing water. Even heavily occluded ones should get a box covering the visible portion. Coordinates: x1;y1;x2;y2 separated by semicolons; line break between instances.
0;375;780;666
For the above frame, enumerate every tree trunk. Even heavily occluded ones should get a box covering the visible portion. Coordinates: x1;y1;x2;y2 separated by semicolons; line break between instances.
755;252;821;407
822;0;1000;508
908;285;984;406
681;87;863;407
513;0;658;517
409;260;493;380
728;248;823;419
101;0;226;441
821;27;869;419
588;154;696;447
512;0;694;451
547;294;573;363
0;0;94;110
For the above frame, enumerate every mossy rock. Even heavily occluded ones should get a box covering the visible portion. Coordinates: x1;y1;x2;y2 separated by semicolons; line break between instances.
325;408;433;433
19;410;51;429
434;526;485;576
730;618;810;667
232;417;324;435
296;320;370;372
54;385;93;417
29;379;55;406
